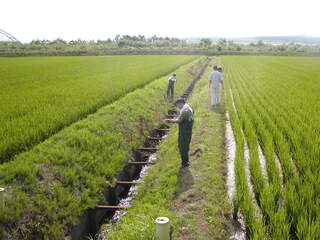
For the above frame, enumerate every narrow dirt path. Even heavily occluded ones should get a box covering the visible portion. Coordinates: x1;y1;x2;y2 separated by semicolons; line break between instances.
169;85;231;240
101;60;231;240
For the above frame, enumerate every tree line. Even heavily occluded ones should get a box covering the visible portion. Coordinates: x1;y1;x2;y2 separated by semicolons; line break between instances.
1;35;320;57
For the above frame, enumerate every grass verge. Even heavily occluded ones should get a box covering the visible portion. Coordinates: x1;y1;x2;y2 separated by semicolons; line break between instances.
104;61;230;240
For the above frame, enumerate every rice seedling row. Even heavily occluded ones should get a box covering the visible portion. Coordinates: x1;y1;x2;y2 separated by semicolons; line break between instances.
223;56;320;239
225;83;268;239
228;68;290;239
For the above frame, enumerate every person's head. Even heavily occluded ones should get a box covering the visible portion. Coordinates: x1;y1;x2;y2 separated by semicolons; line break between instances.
213;66;218;71
173;73;177;77
174;98;186;109
218;67;222;72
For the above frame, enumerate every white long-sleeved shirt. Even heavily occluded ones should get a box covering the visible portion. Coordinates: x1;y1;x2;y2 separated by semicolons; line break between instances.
168;76;176;82
209;70;223;87
180;103;193;115
178;103;194;122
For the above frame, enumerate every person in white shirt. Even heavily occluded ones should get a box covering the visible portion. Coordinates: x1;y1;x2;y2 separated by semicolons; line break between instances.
167;73;177;101
209;66;223;106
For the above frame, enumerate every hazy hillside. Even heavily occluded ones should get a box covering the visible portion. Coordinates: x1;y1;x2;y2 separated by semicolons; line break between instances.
185;36;320;45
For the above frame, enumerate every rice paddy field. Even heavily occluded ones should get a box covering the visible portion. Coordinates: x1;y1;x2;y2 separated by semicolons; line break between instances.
0;55;196;162
223;56;320;239
1;54;320;240
0;56;206;239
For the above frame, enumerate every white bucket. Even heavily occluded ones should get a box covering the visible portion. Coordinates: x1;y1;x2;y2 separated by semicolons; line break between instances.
155;217;170;240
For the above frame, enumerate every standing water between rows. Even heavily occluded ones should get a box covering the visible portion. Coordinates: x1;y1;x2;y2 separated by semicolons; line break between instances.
225;112;246;240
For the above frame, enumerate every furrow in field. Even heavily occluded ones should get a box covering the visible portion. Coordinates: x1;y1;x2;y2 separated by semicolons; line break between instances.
225;112;236;202
229;90;259;209
223;56;320;239
234;69;282;186
274;154;284;186
227;61;294;180
230;78;268;199
225;83;267;239
235;63;318;177
232;68;296;182
225;58;291;239
243;82;299;179
231;67;305;238
243;75;319;239
257;145;268;183
243;143;259;209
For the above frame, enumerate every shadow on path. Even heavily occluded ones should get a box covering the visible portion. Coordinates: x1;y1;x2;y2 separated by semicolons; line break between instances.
175;167;195;196
211;104;225;114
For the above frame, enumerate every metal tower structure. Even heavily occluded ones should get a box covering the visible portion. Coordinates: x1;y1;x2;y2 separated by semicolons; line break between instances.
0;29;20;43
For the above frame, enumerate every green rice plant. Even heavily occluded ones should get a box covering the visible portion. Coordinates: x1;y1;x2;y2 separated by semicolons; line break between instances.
0;58;206;239
0;55;197;162
223;56;320;239
225;79;268;239
226;60;290;239
229;94;280;238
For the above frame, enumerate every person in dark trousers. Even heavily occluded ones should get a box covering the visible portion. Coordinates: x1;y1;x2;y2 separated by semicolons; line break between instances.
167;73;177;101
165;98;194;167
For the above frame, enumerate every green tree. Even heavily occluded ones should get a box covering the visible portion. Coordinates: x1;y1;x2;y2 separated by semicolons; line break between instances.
218;38;227;45
257;40;264;47
199;38;212;48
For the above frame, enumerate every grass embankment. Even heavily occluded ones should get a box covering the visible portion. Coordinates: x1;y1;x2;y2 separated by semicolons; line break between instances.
105;63;230;240
0;57;207;240
0;55;196;162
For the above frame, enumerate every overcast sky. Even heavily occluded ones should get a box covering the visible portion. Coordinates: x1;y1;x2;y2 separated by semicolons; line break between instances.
1;0;319;42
